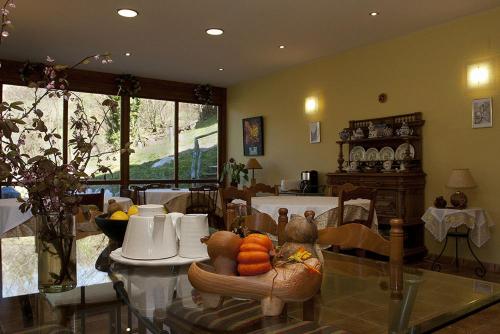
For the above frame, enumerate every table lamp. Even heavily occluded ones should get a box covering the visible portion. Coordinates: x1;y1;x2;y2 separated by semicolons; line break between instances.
245;158;262;186
446;169;476;209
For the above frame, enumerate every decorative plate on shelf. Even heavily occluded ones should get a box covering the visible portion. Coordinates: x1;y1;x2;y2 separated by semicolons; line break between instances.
365;148;380;161
395;143;415;160
379;146;395;161
349;146;365;161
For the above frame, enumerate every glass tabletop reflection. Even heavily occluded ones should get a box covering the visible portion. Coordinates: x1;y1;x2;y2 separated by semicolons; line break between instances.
1;234;500;334
287;252;500;334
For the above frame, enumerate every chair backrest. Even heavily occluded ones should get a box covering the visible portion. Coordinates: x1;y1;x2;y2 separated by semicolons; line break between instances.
219;186;254;223
187;185;218;214
226;203;289;245
79;189;105;212
119;188;132;199
244;183;279;196
338;186;377;228
146;183;172;189
129;185;146;205
317;218;404;296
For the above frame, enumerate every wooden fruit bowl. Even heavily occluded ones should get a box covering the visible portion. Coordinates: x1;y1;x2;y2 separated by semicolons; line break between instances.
188;258;322;316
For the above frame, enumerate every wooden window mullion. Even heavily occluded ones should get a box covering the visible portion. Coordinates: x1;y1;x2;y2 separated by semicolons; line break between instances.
174;101;179;187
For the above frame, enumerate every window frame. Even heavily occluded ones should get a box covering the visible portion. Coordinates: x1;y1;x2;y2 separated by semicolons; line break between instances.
0;60;226;194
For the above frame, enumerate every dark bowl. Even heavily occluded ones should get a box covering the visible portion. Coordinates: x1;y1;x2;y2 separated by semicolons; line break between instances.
95;213;129;245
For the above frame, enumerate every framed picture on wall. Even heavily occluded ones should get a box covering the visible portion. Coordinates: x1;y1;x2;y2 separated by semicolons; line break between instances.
243;116;264;156
472;98;492;128
309;121;321;143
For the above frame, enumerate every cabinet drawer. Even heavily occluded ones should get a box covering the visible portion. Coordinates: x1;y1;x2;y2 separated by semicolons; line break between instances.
375;190;399;217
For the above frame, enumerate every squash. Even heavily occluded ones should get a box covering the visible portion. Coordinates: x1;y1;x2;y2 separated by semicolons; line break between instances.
237;233;273;276
202;231;242;275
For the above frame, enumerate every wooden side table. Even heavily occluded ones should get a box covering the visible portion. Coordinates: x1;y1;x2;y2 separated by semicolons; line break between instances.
422;207;495;278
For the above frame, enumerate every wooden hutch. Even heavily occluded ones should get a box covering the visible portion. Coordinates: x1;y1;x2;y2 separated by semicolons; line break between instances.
327;112;426;260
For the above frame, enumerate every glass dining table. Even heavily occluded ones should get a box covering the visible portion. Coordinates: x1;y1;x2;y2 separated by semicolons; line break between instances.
1;234;499;334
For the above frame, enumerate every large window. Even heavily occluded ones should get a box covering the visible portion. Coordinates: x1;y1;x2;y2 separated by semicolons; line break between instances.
2;85;64;159
129;98;175;180
1;77;224;193
68;92;121;180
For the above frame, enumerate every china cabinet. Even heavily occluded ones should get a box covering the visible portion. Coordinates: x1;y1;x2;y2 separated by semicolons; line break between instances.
327;112;426;260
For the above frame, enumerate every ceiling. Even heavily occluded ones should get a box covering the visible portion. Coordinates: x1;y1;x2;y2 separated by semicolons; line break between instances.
2;0;500;87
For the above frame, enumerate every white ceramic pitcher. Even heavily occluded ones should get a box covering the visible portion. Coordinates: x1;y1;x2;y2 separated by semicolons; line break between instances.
176;214;209;258
122;205;177;260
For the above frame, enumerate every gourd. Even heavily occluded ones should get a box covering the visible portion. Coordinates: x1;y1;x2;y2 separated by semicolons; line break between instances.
107;199;124;217
237;233;273;276
202;231;242;275
279;211;319;259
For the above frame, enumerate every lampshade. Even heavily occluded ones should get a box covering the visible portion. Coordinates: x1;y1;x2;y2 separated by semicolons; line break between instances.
446;169;477;189
245;158;262;170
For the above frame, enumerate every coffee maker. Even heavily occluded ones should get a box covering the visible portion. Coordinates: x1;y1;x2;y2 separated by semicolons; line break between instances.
300;170;319;193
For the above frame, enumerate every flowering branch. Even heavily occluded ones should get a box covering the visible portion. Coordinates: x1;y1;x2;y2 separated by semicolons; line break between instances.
0;0;15;45
0;54;133;215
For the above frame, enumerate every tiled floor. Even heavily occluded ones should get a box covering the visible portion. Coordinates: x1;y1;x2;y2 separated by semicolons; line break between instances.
411;258;500;334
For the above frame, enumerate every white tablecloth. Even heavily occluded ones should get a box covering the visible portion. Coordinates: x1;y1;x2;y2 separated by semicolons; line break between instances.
145;189;190;205
0;198;33;235
251;196;378;228
422;207;495;247
103;196;133;213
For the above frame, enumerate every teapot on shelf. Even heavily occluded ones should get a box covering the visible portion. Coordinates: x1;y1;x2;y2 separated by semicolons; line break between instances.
352;128;365;140
396;121;413;136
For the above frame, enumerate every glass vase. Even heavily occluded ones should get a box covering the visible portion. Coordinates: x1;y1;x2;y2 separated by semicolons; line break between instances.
36;212;77;293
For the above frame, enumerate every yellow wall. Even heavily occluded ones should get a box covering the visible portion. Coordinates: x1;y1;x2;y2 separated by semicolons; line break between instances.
227;7;500;264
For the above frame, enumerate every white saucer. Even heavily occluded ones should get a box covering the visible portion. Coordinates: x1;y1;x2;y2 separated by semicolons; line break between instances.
110;248;209;267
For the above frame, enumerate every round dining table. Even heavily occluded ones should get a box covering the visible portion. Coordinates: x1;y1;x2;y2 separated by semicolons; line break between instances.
145;188;190;205
250;195;378;228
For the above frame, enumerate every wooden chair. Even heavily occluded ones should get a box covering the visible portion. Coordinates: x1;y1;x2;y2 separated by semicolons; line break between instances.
187;185;220;229
79;189;105;212
317;218;404;298
226;203;288;245
244;183;279;196
119;187;132;200
129;185;146;205
338;186;377;228
146;183;172;189
219;187;254;229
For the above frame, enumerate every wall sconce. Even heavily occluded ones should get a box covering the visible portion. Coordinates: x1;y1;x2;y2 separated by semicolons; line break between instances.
468;63;490;87
305;97;318;114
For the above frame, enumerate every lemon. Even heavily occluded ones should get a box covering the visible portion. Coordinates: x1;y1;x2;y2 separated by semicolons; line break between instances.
110;211;128;220
127;205;139;217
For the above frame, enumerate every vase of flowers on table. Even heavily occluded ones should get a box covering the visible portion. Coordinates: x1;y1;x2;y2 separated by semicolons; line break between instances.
0;54;134;292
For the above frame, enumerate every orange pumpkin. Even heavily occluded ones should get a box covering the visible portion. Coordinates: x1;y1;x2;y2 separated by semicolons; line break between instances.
237;233;273;276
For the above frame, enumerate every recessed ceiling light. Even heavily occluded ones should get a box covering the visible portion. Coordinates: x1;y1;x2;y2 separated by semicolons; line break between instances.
206;28;224;36
124;52;131;56
369;11;379;16
218;68;224;71
117;9;138;18
279;45;286;49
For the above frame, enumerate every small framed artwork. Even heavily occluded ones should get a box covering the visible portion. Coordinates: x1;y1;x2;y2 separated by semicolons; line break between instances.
472;98;493;128
243;116;264;156
309;121;321;143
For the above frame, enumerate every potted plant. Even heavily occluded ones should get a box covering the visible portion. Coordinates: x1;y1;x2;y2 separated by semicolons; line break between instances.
0;54;134;292
219;158;249;187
